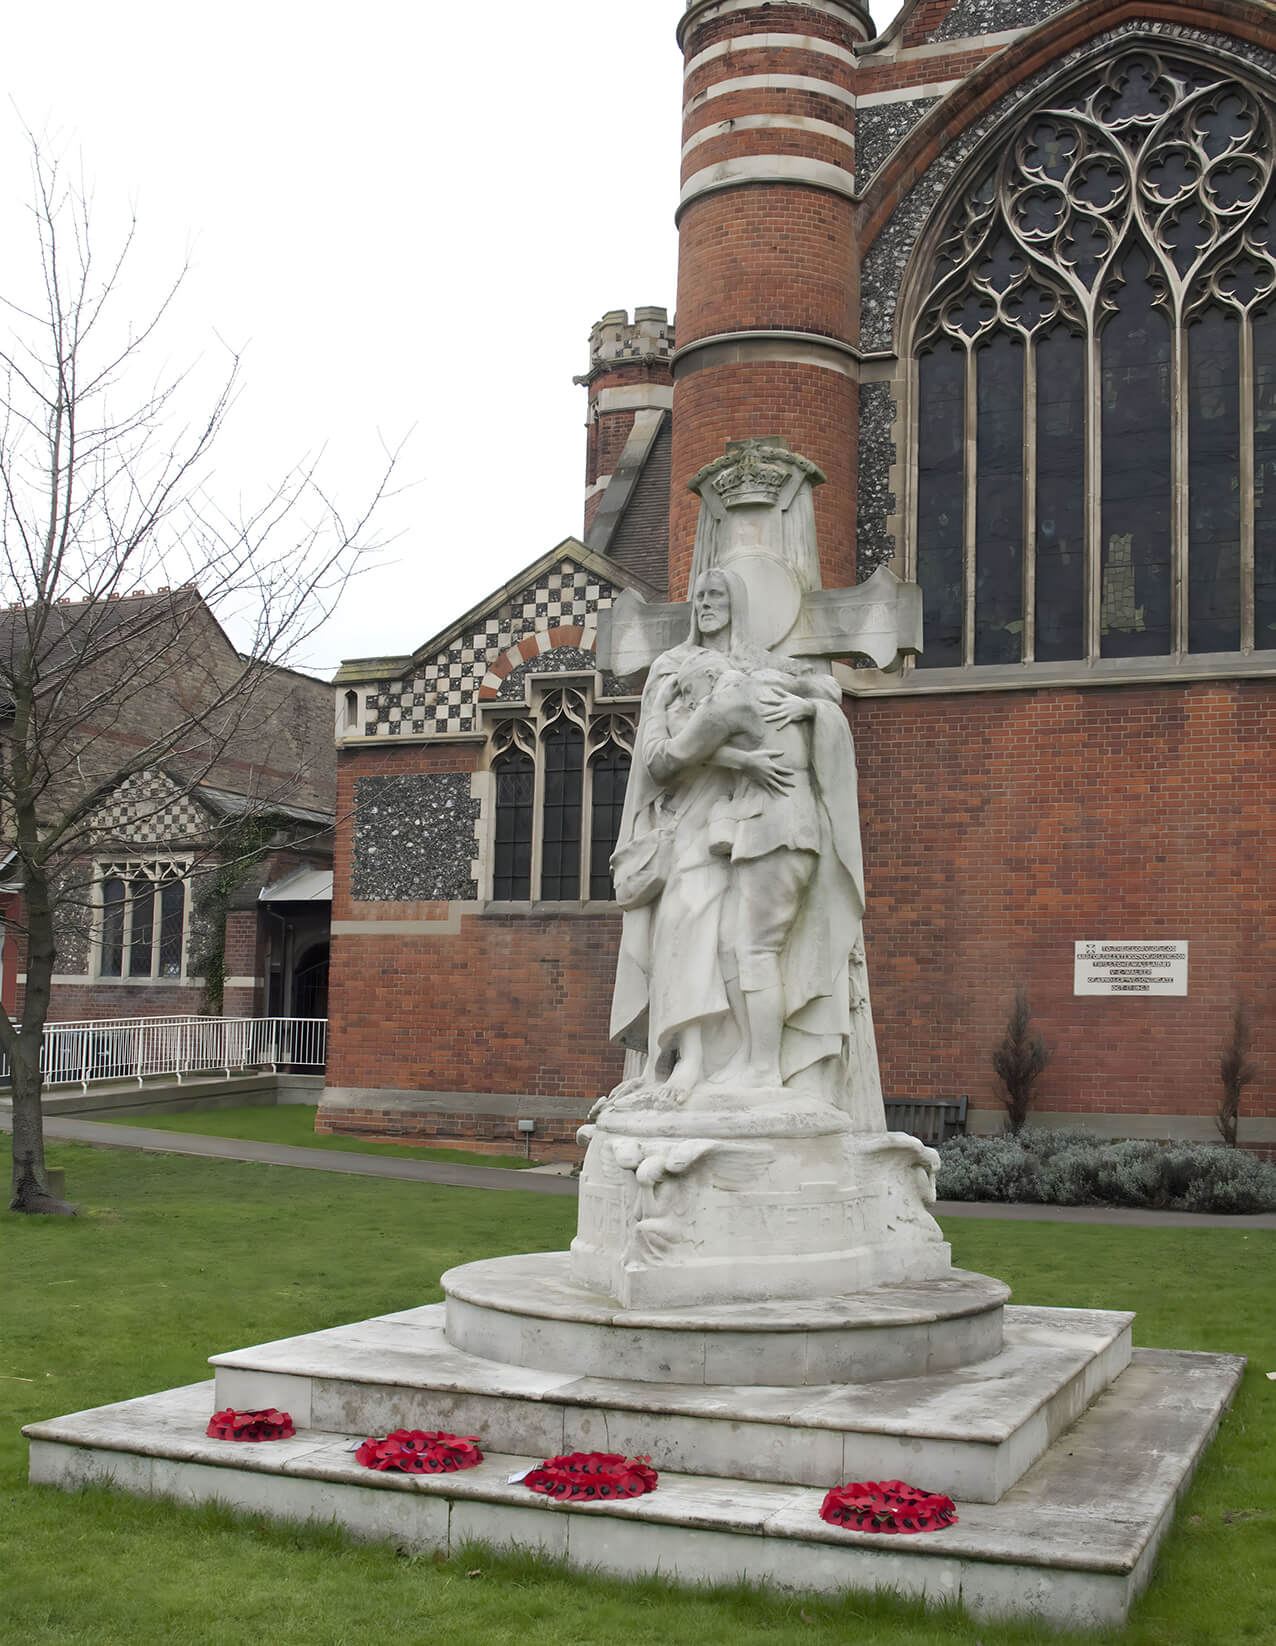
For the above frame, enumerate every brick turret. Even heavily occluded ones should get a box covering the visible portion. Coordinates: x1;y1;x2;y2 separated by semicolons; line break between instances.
576;307;675;540
671;0;873;596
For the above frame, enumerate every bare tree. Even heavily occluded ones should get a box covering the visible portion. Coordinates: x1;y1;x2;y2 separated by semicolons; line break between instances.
1;142;394;1213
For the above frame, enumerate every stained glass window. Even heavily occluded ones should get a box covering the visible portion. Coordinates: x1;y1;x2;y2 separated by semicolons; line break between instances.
913;51;1276;664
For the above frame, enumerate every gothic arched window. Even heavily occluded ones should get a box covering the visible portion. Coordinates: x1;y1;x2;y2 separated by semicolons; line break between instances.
913;51;1276;667
487;686;635;902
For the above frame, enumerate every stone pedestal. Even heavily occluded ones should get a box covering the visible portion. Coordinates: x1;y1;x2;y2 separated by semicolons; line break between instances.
571;1097;950;1311
443;1254;1007;1387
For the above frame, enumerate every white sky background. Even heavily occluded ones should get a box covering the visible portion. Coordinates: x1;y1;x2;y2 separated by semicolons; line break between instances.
0;1;902;676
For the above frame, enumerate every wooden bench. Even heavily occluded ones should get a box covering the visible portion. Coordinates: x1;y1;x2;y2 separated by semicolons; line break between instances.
884;1094;969;1146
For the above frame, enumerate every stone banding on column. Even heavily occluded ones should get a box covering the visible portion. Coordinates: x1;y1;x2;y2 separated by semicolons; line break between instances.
673;0;864;577
685;48;857;106
684;30;860;79
683;73;856;121
682;113;855;163
678;154;857;219
677;0;874;53
593;384;675;415
673;329;860;380
577;308;674;536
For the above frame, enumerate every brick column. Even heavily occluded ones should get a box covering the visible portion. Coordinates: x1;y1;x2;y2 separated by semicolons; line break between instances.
671;0;872;595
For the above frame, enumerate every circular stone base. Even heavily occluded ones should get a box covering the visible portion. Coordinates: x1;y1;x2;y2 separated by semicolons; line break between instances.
442;1253;1009;1387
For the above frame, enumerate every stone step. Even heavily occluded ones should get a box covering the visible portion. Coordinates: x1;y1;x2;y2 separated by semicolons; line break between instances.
23;1348;1245;1631
206;1301;1133;1503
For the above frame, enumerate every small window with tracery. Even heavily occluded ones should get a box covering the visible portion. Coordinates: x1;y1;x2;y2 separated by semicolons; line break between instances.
485;684;635;902
97;863;188;980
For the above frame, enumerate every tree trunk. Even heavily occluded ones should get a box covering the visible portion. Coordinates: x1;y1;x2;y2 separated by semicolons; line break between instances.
6;862;76;1215
8;1058;73;1214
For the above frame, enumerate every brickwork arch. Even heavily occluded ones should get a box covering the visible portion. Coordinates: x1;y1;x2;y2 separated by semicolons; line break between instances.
477;628;591;702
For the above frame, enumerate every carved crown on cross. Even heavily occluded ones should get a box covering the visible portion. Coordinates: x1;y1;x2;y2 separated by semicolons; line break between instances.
596;438;923;678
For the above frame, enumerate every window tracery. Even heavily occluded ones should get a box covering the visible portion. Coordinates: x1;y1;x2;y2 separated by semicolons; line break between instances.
912;50;1276;667
97;861;189;979
486;684;636;903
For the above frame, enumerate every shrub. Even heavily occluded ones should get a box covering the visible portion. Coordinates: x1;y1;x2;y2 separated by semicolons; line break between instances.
991;988;1050;1134
933;1134;1041;1203
935;1129;1276;1214
1217;1004;1258;1148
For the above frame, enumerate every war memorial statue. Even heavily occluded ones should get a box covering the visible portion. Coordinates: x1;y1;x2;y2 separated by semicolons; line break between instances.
24;441;1244;1630
568;440;954;1309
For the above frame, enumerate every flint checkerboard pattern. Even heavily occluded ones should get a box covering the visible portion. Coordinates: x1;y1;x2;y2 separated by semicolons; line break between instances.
364;560;618;738
91;769;209;845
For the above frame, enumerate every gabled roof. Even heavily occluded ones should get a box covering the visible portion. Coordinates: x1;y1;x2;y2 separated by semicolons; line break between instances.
0;586;236;693
334;538;664;686
194;784;333;829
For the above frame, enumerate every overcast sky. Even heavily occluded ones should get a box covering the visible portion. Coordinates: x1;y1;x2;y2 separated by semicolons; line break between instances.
0;1;902;676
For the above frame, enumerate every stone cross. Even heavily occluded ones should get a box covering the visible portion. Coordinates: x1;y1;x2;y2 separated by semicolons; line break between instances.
596;439;922;678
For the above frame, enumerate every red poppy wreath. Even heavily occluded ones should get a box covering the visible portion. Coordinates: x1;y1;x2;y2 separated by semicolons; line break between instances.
524;1451;658;1501
819;1479;958;1534
355;1429;483;1474
206;1407;295;1442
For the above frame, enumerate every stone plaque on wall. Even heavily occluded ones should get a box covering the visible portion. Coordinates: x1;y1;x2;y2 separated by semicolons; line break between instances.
1073;941;1188;997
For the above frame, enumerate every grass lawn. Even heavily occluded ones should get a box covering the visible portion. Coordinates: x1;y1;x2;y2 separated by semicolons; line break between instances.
3;1144;1273;1646
97;1102;536;1167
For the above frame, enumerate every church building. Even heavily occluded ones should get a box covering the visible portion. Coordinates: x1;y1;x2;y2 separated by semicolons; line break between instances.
319;0;1276;1156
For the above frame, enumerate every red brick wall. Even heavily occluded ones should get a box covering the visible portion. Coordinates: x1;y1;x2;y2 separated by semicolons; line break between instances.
329;742;626;1111
222;908;266;1018
42;980;201;1020
325;680;1275;1139
326;905;625;1105
852;680;1276;1126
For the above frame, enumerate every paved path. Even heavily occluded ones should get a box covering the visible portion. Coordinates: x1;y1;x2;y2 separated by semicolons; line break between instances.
5;1111;1275;1226
1;1113;579;1197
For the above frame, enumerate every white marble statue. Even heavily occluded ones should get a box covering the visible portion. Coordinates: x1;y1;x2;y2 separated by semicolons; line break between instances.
607;565;880;1122
572;439;948;1309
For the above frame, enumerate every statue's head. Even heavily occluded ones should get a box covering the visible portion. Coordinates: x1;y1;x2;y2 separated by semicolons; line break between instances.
692;569;731;638
690;566;751;651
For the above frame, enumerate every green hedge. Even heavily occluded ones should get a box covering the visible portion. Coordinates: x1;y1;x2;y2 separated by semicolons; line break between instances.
936;1129;1276;1214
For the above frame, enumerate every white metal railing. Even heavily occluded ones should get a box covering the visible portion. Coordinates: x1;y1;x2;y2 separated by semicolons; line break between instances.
0;1015;327;1091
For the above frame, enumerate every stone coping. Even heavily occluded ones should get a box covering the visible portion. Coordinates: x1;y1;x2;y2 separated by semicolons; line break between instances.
440;1253;1008;1332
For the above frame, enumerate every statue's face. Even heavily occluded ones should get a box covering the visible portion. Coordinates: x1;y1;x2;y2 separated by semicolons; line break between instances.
694;572;731;636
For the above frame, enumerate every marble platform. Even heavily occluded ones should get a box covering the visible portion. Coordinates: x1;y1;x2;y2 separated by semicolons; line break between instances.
206;1298;1129;1503
25;1334;1244;1631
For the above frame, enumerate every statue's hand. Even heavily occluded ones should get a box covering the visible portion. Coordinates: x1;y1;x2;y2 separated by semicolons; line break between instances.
651;672;679;708
738;747;795;792
756;682;814;725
